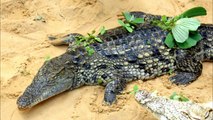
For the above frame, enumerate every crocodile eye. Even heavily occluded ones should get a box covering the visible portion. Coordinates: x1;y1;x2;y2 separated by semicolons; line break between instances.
204;109;213;118
181;111;191;119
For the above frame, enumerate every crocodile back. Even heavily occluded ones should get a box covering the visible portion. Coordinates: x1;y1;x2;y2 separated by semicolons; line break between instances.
66;23;212;85
76;25;176;84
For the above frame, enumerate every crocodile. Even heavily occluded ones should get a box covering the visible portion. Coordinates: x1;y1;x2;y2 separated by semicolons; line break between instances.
17;12;213;110
135;90;213;120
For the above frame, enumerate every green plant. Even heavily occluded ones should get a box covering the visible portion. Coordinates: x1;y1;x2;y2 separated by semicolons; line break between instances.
168;68;174;75
99;26;106;35
44;55;51;61
130;85;139;94
152;7;206;49
97;78;103;84
74;26;106;55
170;92;189;102
118;12;144;33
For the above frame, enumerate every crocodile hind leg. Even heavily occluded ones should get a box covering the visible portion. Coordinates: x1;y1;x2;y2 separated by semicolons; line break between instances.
48;33;83;46
104;79;126;105
170;58;202;85
204;48;213;61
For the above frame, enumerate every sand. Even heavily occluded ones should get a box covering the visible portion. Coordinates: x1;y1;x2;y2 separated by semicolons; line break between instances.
1;0;212;120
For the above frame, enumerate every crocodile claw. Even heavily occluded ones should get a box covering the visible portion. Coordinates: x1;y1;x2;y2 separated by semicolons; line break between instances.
170;72;198;85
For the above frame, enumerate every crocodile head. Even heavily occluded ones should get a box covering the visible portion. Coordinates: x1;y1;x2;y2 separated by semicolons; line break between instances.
17;53;79;110
135;90;152;105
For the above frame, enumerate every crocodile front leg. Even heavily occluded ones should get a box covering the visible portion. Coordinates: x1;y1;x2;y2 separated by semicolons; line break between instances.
104;79;126;104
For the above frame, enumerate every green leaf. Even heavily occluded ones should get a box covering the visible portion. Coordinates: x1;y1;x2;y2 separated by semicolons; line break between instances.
83;42;88;47
45;55;51;61
97;79;103;84
165;32;175;48
75;40;81;45
171;18;201;47
180;95;189;102
99;26;106;35
88;49;95;56
125;26;133;33
168;69;174;75
85;46;91;51
119;12;145;33
170;93;189;102
173;95;181;101
176;37;197;49
129;15;135;22
165;18;173;25
172;24;189;43
170;92;177;99
154;7;205;50
189;31;202;41
123;12;132;21
176;31;201;49
118;19;126;26
85;46;95;56
125;23;131;27
133;18;144;24
170;92;189;102
175;18;200;31
161;15;167;22
180;7;207;18
133;85;139;92
95;37;103;43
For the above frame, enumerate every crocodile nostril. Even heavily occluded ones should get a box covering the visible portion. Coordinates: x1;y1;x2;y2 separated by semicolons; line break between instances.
17;96;31;110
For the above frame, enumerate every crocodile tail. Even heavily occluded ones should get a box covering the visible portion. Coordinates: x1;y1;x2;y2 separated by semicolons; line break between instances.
199;24;213;61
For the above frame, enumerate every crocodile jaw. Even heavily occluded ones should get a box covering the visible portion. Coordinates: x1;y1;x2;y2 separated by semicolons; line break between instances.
17;78;72;110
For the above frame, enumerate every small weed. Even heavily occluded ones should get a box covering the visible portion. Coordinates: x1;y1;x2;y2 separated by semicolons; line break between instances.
44;55;51;61
170;92;189;102
97;78;103;84
152;7;206;49
99;26;106;35
74;26;106;55
118;12;144;33
130;85;139;94
168;69;174;75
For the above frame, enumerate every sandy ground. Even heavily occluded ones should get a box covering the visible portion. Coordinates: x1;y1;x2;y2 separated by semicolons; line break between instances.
1;0;213;120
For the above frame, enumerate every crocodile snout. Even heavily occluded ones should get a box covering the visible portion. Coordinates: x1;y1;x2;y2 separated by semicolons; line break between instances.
17;94;32;110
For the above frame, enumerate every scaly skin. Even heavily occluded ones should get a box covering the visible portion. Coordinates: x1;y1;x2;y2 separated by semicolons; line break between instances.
135;90;213;120
17;12;213;110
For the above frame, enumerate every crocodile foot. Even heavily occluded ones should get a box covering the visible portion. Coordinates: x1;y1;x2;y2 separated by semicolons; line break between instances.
104;79;126;105
170;72;199;85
